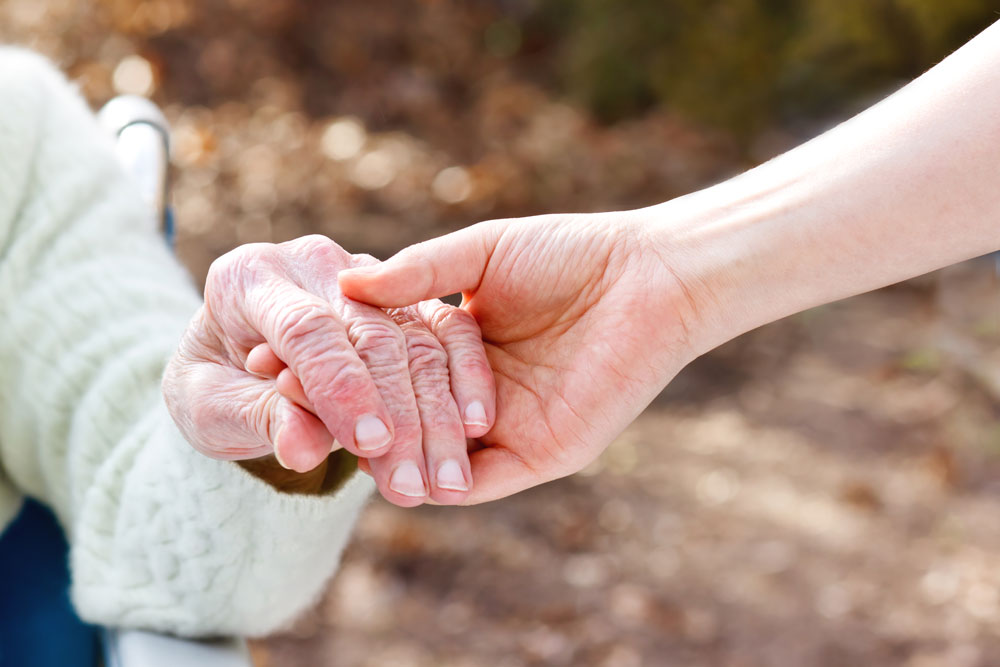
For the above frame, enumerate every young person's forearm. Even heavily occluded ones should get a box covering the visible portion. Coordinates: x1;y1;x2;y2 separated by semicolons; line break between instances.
647;20;1000;355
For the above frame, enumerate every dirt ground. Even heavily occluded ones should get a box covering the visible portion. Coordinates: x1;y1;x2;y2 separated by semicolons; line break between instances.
4;1;1000;665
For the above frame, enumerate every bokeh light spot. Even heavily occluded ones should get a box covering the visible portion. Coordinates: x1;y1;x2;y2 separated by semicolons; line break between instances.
351;148;397;190
112;55;154;96
321;117;367;161
431;166;472;204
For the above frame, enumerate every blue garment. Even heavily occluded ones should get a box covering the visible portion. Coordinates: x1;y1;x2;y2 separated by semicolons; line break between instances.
0;499;99;666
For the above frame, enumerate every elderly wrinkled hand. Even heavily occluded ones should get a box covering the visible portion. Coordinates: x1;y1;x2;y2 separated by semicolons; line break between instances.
163;235;495;507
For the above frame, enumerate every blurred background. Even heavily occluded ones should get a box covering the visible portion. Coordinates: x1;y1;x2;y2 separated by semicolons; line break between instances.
3;1;1000;665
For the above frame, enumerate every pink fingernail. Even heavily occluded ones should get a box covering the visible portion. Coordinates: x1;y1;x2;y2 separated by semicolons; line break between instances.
355;415;392;451
273;412;293;470
436;460;469;491
273;446;293;471
464;400;488;427
389;461;426;497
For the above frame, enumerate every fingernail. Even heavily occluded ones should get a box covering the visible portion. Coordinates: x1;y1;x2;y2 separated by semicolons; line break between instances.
273;445;293;471
464;400;488;427
355;415;392;451
436;460;469;491
273;413;293;470
389;461;426;497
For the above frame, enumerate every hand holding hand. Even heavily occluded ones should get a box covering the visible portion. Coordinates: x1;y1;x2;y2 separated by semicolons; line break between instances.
163;235;496;506
339;213;700;503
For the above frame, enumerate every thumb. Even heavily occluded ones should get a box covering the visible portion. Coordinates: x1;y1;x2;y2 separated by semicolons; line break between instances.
339;222;502;307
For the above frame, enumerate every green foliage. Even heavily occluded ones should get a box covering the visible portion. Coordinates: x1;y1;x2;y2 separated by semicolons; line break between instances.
534;0;998;143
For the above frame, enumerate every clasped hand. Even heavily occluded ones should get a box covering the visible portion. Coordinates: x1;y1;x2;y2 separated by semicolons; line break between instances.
163;235;495;507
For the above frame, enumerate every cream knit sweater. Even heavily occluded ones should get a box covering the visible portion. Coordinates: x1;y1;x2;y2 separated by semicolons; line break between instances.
0;49;373;637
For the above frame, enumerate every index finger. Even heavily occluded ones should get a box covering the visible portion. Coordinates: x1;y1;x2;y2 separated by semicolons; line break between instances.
206;248;396;457
246;279;397;456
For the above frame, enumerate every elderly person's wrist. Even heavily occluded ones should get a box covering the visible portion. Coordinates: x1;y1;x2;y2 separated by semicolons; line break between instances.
237;450;359;495
238;455;330;494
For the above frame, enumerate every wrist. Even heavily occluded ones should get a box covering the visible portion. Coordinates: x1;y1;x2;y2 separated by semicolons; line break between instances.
632;174;809;358
606;206;727;366
238;451;358;495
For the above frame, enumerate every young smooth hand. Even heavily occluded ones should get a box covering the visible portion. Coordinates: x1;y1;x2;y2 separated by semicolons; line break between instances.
342;19;1000;506
339;213;699;503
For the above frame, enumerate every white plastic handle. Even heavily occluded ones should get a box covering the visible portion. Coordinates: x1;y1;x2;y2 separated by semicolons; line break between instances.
102;629;251;667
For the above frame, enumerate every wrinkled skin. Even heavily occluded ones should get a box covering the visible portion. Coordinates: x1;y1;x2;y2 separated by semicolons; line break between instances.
163;235;496;507
339;213;700;504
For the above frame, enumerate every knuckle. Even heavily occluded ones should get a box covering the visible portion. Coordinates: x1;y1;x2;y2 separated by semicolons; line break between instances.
453;354;492;380
275;302;338;352
412;380;454;417
406;333;449;373
208;243;276;284
205;243;278;302
351;320;406;357
404;243;433;266
431;305;481;337
282;233;331;252
324;363;375;406
282;234;348;264
419;395;461;430
415;405;465;444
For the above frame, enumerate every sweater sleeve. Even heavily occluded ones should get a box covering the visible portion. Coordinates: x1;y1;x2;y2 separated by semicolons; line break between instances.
0;48;373;637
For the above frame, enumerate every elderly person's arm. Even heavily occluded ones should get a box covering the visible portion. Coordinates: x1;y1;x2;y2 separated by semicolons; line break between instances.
0;49;487;636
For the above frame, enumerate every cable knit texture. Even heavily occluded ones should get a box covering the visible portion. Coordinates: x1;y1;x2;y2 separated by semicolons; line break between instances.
0;49;373;637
